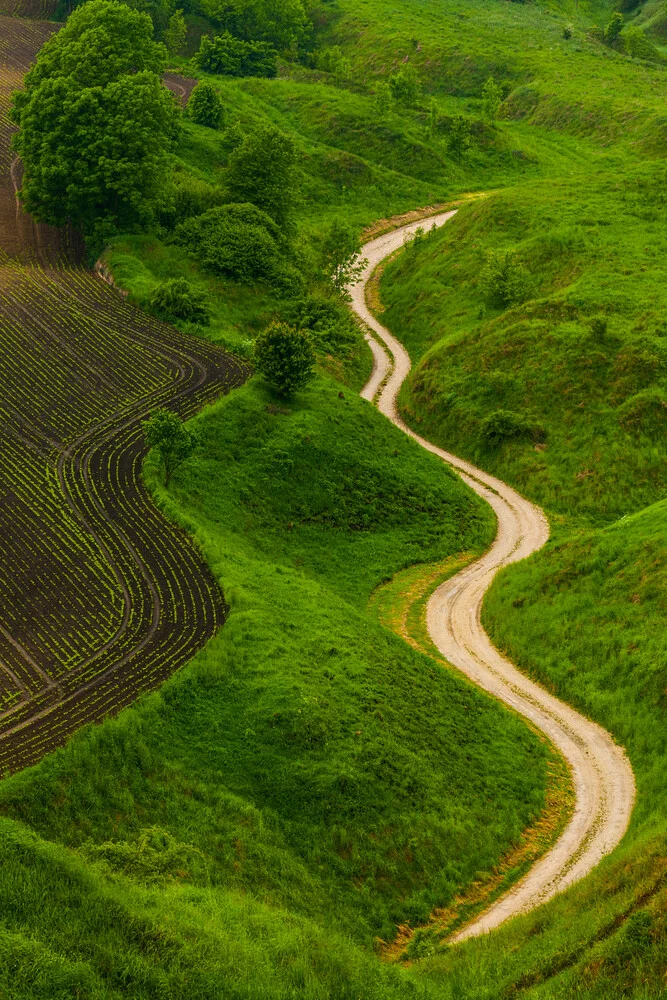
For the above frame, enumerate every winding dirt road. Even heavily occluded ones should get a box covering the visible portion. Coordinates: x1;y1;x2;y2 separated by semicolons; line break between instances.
352;212;636;942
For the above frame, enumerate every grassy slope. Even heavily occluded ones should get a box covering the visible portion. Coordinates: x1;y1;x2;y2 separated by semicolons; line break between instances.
410;501;667;999
0;374;557;996
361;0;667;995
381;175;667;525
5;0;667;994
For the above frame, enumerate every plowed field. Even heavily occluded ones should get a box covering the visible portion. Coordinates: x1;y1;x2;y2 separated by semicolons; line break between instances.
0;14;247;772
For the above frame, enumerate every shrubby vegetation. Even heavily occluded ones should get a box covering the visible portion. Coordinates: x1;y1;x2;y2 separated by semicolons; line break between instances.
186;80;225;126
253;321;315;394
12;0;179;238
149;276;209;323
173;202;290;284
194;31;278;77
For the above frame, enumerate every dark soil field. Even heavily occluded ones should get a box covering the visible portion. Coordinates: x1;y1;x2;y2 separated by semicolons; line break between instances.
0;14;247;771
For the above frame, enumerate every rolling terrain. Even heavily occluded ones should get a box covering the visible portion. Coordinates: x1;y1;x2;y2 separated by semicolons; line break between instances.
0;15;246;769
0;0;665;996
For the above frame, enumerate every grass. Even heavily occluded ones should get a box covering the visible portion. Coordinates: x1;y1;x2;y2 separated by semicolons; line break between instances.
380;173;667;525
0;372;557;995
402;500;667;999
5;0;667;993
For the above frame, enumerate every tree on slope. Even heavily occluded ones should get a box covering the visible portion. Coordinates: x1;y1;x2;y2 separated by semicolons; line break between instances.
320;220;367;298
226;124;298;232
143;409;198;486
187;81;225;128
11;0;180;236
254;322;315;396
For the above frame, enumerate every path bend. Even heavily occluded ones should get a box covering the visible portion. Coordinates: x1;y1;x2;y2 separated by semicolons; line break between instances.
352;211;636;942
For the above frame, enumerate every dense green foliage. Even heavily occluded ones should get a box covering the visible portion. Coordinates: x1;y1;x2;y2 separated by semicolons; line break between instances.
227;124;298;231
6;0;667;992
11;1;179;234
173;202;289;284
194;32;278;78
187;79;225;126
149;276;210;323
253;321;315;395
143;408;198;485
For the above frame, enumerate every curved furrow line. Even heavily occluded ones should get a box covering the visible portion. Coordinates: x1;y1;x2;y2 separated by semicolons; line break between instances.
0;284;248;769
352;212;636;941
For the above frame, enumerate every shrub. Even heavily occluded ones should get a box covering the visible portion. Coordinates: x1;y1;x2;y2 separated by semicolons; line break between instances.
479;249;531;308
389;64;420;106
254;322;316;396
283;294;359;356
164;9;187;55
563;23;573;40
159;172;226;228
481;76;502;123
143;409;198;485
623;25;660;60
604;12;624;46
149;278;209;324
173;203;284;283
319;220;366;297
194;32;278;78
481;409;539;448
187;82;225;128
448;115;474;162
226;125;298;232
590;317;608;342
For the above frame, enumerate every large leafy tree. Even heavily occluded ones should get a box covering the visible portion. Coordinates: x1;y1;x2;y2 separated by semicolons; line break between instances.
226;124;297;232
198;0;309;51
11;0;179;234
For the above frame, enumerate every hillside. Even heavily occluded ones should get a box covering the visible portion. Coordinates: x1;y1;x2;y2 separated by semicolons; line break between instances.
0;0;665;996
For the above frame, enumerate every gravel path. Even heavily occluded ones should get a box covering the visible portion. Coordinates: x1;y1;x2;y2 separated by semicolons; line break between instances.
352;211;636;942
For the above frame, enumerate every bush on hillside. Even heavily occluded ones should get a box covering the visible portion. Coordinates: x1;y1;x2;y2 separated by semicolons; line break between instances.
164;9;187;55
480;249;531;308
194;32;278;78
319;219;366;297
198;0;309;51
481;409;542;448
226;125;298;232
283;294;360;357
159;172;226;228
448;115;474;162
187;82;225;128
623;25;661;60
173;203;284;283
149;278;209;324
389;64;420;106
604;12;624;46
254;322;316;396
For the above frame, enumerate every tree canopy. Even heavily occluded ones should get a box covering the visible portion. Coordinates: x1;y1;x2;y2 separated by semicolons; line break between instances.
197;0;310;51
226;125;298;232
11;0;179;236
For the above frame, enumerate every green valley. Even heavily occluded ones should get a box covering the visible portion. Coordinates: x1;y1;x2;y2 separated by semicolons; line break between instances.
0;0;665;994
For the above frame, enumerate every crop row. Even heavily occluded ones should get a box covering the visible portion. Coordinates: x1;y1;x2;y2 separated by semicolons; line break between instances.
0;15;249;772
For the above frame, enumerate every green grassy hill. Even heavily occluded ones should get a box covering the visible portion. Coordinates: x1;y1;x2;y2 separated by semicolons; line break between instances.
3;0;667;995
0;372;560;996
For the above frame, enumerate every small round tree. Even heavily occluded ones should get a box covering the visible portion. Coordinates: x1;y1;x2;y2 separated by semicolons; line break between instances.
150;277;209;323
187;82;224;128
254;322;316;396
143;408;198;485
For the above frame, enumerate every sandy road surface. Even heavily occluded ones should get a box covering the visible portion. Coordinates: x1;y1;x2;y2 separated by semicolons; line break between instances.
352;212;636;942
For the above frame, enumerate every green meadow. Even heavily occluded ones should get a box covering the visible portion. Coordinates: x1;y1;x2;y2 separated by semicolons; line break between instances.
2;0;667;994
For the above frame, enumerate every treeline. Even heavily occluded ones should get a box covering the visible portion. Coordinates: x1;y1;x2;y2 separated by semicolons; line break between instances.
57;0;314;68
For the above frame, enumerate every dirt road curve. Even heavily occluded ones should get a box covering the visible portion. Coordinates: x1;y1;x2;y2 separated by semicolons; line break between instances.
352;212;636;942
